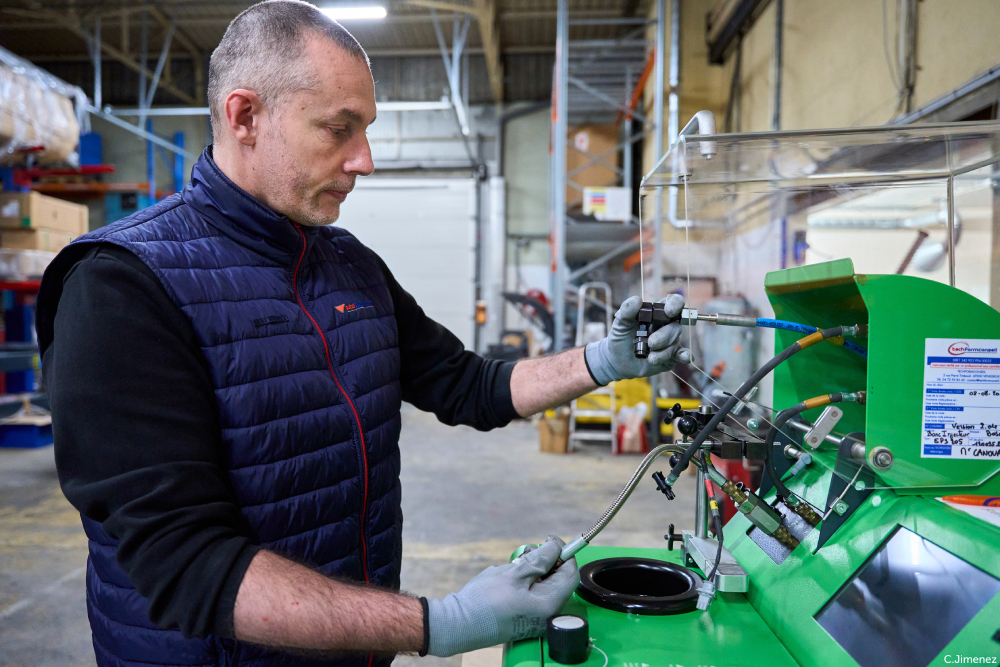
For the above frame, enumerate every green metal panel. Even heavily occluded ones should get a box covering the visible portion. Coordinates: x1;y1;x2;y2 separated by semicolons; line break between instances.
765;260;1000;491
726;462;1000;667
765;259;869;450
857;274;1000;490
503;546;799;667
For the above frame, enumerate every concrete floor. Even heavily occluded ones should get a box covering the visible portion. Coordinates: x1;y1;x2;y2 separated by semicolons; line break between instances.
0;405;695;667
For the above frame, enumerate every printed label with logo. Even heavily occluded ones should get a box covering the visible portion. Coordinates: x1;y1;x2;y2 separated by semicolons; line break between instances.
921;338;1000;459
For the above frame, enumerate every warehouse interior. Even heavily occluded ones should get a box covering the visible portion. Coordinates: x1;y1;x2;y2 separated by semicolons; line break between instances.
2;1;1000;666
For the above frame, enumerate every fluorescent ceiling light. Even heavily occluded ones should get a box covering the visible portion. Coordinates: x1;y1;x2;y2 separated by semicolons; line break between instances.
320;5;387;20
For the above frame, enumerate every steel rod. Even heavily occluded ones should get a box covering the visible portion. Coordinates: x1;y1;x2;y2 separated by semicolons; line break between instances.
947;174;957;287
552;0;569;351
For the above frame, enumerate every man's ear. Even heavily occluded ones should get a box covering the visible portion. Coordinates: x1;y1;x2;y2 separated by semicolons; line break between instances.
223;89;263;146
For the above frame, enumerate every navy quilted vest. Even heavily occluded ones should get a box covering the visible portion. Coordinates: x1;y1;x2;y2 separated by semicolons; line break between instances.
40;150;403;667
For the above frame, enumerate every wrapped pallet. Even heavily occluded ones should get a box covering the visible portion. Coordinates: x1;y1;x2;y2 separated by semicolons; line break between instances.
0;46;83;166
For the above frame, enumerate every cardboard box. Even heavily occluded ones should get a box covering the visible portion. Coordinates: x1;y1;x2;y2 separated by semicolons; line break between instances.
0;192;88;236
566;124;619;210
2;228;75;253
538;414;570;454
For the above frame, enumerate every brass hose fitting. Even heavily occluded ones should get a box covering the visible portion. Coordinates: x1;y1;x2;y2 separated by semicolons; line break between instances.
720;480;800;550
788;500;822;527
771;525;801;550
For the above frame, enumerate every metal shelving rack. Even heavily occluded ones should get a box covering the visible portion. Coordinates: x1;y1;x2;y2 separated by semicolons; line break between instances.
550;0;668;439
550;0;667;351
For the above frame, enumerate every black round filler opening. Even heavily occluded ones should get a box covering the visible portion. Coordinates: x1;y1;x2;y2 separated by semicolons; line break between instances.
577;557;702;615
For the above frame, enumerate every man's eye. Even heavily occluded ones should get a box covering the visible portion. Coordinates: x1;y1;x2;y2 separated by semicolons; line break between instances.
330;127;346;136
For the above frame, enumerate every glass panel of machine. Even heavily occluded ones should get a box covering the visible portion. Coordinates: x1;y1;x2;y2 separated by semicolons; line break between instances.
815;526;1000;667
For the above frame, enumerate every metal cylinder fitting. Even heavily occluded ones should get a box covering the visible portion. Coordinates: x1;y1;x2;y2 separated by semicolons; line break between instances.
850;442;867;460
869;446;894;470
698;404;716;415
714;313;758;327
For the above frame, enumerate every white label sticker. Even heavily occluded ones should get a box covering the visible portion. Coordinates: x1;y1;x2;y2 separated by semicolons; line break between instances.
921;338;1000;459
1;200;19;218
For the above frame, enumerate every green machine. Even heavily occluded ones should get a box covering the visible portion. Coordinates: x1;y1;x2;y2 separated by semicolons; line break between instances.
506;121;1000;667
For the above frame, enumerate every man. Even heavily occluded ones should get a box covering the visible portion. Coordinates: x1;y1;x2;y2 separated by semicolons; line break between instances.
36;2;688;666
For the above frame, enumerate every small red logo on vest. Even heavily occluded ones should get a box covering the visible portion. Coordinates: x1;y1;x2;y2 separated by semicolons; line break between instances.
336;301;374;314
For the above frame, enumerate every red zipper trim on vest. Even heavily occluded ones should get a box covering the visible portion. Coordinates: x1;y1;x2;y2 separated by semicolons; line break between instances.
292;224;371;584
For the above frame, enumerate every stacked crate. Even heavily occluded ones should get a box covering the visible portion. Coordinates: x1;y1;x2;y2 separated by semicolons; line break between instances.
0;191;87;253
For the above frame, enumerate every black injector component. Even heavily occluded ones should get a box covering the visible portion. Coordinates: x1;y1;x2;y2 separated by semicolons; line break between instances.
633;301;680;358
651;470;675;500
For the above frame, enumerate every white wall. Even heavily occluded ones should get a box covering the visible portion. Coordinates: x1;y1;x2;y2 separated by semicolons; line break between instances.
337;178;478;350
504;107;550;267
367;105;496;167
502;107;552;334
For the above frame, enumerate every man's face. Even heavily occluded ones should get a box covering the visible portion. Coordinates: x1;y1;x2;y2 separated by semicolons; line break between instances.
254;35;376;226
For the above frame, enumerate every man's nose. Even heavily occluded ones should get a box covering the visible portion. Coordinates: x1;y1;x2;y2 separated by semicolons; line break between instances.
344;135;375;176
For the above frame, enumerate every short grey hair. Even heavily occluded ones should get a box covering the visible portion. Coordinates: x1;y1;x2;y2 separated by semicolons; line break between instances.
207;0;370;137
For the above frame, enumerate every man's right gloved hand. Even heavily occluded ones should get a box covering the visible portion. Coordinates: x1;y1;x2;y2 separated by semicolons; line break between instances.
426;537;580;657
584;295;691;386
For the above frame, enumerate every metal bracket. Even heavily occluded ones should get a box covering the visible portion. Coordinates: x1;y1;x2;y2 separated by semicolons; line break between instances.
816;432;875;551
733;386;759;415
682;531;749;593
803;405;843;449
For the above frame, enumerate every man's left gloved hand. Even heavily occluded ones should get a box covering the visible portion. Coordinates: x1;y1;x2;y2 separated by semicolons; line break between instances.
584;294;691;386
426;537;579;657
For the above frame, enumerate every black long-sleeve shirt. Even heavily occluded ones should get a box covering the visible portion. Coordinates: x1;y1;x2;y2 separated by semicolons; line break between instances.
42;243;518;639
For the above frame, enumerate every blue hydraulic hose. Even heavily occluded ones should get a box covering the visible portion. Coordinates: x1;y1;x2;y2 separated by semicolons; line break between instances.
755;318;868;359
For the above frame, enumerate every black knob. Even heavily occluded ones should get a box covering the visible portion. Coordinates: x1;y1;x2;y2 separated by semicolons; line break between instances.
669;453;681;468
677;415;699;436
664;523;684;551
662;402;684;422
547;615;590;664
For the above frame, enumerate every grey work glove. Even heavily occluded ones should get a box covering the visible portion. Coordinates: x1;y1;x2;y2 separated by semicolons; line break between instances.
426;537;580;657
584;294;691;386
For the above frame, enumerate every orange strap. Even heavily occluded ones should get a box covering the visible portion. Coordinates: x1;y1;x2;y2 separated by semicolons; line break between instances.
797;331;826;349
803;395;833;410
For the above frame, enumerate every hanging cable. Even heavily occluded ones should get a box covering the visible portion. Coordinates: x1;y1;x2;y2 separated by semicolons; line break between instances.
658;326;851;496
702;474;723;581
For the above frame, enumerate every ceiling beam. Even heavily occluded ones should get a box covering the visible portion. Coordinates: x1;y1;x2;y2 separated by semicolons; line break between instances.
147;6;203;104
17;44;556;62
472;0;503;103
1;8;621;29
7;6;197;105
405;0;503;103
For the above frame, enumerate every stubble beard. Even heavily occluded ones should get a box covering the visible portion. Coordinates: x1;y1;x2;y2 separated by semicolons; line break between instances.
266;160;344;228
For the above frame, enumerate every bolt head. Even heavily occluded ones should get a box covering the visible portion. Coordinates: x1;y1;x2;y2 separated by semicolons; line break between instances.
871;447;894;469
833;500;849;515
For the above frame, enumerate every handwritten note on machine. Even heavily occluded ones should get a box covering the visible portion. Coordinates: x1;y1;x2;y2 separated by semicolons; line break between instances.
922;338;1000;459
